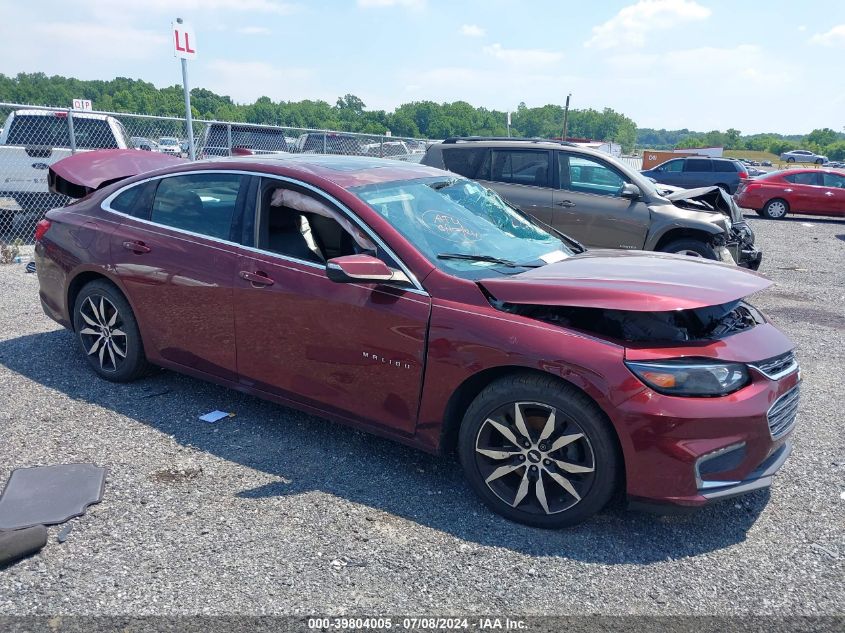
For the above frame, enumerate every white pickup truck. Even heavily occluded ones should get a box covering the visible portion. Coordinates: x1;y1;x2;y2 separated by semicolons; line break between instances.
0;109;131;223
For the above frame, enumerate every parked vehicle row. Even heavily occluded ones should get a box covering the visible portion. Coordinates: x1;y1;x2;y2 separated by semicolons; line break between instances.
36;149;799;528
735;168;845;218
639;156;748;194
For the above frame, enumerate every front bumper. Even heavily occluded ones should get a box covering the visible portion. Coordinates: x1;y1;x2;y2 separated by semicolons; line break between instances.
614;352;799;511
728;221;762;270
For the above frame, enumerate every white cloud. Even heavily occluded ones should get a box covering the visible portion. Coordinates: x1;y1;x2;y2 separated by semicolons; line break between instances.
460;24;485;37
237;26;271;35
33;23;168;60
204;60;313;103
810;24;845;47
585;0;711;49
798;25;807;32
357;0;426;9
483;43;563;65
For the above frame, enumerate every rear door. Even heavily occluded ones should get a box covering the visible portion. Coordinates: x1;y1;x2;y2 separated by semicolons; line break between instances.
682;158;712;188
106;171;249;381
551;151;650;248
231;176;431;434
782;172;822;213
475;148;556;225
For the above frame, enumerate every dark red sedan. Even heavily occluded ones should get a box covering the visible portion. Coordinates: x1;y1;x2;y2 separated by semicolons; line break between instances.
735;168;845;218
34;150;800;527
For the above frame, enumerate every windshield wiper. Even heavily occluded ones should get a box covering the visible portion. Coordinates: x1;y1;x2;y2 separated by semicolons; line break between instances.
437;253;540;268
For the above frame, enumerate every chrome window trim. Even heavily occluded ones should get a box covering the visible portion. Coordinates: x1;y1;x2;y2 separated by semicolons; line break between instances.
100;169;429;296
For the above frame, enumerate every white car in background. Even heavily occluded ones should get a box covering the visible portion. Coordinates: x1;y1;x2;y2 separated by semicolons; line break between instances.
158;137;182;156
780;149;828;164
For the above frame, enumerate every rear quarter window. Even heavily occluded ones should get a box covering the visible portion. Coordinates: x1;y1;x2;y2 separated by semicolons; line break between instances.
442;147;489;179
713;160;740;172
684;158;712;172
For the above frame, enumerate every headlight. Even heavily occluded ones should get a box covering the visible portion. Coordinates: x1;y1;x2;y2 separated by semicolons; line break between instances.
625;359;749;397
724;217;732;234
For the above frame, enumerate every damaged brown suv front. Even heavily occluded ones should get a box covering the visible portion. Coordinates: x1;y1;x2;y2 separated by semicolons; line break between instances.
421;138;761;269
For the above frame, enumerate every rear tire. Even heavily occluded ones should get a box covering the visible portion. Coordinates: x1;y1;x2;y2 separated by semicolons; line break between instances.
762;198;789;219
786;157;795;163
458;373;620;528
72;280;150;382
659;238;718;260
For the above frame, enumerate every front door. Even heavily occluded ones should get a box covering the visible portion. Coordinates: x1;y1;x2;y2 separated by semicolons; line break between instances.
108;172;249;381
232;178;431;434
551;152;650;249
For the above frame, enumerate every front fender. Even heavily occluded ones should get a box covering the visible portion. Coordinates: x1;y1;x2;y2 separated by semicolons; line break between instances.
643;214;727;252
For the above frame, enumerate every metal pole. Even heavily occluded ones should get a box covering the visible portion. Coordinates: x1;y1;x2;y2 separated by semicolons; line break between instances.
226;123;233;156
66;109;76;155
181;57;195;160
562;94;571;141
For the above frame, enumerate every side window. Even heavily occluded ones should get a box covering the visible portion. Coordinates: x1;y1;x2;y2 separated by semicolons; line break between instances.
784;172;820;186
661;160;684;173
684;158;711;172
258;180;381;266
442;148;489;179
822;173;845;188
109;181;156;219
562;154;626;197
713;161;738;172
491;150;550;187
150;173;244;240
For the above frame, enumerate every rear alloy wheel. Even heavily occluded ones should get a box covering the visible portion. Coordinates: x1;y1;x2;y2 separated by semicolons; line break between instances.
787;157;795;163
73;280;150;382
762;198;789;219
659;238;718;260
458;374;619;528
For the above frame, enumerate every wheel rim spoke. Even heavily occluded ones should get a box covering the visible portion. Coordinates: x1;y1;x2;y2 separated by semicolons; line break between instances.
80;327;99;336
538;408;556;442
486;418;520;447
548;470;581;501
511;469;530;507
112;341;127;358
81;311;99;328
485;463;521;484
106;343;117;369
111;328;126;337
551;458;594;474
535;473;551;514
87;297;102;326
476;448;521;460
98;341;106;368
513;403;531;441
87;336;103;356
549;433;584;452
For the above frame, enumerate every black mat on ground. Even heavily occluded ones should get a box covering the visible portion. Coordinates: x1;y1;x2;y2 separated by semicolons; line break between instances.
0;464;105;530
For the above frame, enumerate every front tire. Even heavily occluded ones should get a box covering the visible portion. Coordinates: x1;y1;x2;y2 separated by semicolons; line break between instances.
762;198;789;219
72;280;150;382
659;238;718;259
458;373;620;528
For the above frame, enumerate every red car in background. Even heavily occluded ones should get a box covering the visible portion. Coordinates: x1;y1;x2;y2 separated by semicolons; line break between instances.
35;150;799;528
735;169;845;219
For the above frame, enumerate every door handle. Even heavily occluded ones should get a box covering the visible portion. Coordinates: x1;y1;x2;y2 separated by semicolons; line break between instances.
825;191;834;196
557;200;576;208
122;240;151;254
240;270;274;286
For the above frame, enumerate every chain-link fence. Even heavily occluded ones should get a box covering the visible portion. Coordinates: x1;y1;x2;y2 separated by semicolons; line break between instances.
0;102;429;252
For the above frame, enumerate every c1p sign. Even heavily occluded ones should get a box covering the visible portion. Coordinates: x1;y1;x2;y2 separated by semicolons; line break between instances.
72;99;92;111
172;22;197;59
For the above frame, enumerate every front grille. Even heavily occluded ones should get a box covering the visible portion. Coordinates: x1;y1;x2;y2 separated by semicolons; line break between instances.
767;385;800;439
750;351;797;379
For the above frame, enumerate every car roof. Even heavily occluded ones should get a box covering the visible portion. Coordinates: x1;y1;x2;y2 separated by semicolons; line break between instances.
13;109;111;121
212;153;447;188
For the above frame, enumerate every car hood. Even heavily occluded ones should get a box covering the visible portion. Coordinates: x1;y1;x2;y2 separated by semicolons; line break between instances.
660;185;743;223
478;250;771;311
49;149;187;198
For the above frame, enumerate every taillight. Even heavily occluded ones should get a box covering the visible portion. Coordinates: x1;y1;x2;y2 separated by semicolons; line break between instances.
34;219;51;242
738;171;748;179
231;146;254;156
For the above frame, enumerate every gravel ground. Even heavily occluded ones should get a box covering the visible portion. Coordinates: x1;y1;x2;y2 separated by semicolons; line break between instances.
0;213;843;617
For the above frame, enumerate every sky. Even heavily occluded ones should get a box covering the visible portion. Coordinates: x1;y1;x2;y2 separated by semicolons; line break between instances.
1;0;843;135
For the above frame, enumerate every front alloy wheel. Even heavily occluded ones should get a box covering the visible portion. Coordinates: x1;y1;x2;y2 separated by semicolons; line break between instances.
474;402;596;515
458;374;619;528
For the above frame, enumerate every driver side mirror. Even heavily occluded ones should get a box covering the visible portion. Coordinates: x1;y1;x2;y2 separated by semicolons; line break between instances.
620;183;641;199
326;254;410;285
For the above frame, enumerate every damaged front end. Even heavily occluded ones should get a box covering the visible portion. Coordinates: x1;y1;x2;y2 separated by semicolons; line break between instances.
493;299;766;344
662;186;762;270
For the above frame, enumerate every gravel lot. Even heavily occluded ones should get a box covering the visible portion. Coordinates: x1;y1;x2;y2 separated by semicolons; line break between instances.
0;213;843;617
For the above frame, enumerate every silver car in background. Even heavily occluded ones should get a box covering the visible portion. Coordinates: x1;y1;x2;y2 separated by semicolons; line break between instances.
780;149;827;164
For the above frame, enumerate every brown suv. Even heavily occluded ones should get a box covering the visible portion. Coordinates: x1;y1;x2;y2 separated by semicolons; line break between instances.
421;138;761;268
